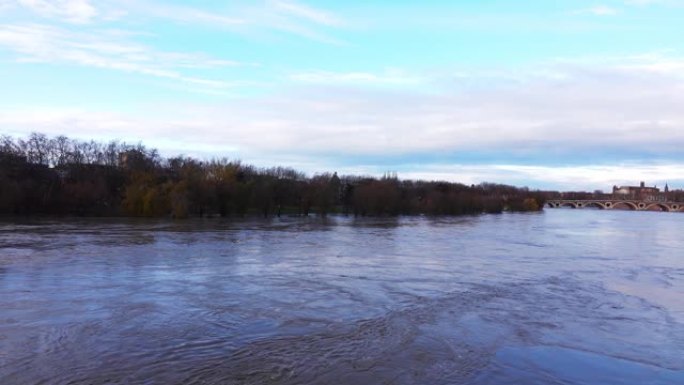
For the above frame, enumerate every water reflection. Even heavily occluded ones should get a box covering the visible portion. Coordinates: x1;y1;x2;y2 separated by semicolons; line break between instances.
0;211;683;384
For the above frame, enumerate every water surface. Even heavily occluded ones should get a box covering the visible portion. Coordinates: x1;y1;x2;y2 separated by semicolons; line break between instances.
0;210;682;384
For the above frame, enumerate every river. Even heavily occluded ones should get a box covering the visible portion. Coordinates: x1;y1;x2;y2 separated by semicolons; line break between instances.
0;210;682;384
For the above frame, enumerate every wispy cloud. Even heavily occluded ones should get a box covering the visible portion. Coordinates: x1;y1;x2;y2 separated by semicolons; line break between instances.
0;0;14;12
7;0;347;44
615;53;684;74
270;0;344;27
4;103;684;190
289;69;424;86
131;2;246;28
623;0;684;8
242;0;349;45
0;23;250;90
589;5;620;15
123;0;347;44
17;0;97;24
573;5;620;16
396;163;684;190
625;0;671;5
4;53;684;159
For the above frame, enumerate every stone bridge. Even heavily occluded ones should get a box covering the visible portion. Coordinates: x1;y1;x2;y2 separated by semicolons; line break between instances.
546;200;684;212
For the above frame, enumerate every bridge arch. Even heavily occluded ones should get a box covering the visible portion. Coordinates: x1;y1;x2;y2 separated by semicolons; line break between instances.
645;203;670;212
583;201;606;209
547;199;683;213
611;201;638;211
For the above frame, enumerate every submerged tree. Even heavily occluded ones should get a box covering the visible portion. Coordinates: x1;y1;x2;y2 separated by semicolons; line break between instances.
0;132;554;218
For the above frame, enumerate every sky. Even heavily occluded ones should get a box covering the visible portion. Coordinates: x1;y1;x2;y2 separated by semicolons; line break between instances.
1;0;684;191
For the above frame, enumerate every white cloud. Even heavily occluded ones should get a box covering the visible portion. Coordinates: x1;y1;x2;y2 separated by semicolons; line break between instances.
289;69;424;86
0;23;250;90
4;106;683;190
127;0;347;45
573;5;620;16
396;163;684;190
8;0;346;43
131;2;246;28
3;54;684;189
626;0;665;5
270;0;343;27
589;5;620;15
615;53;684;74
17;0;97;23
0;0;14;12
625;0;684;6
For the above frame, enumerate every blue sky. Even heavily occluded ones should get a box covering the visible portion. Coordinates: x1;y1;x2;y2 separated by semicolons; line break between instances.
2;0;684;190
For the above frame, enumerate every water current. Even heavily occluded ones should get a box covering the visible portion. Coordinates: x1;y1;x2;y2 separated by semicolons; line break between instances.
0;210;682;384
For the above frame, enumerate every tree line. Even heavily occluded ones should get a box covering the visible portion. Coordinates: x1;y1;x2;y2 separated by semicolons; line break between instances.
0;133;549;218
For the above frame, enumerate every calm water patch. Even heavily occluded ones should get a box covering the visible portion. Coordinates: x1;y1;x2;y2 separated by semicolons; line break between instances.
0;210;682;384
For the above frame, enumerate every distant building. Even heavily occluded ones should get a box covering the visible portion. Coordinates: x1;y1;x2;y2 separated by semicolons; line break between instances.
612;181;663;201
